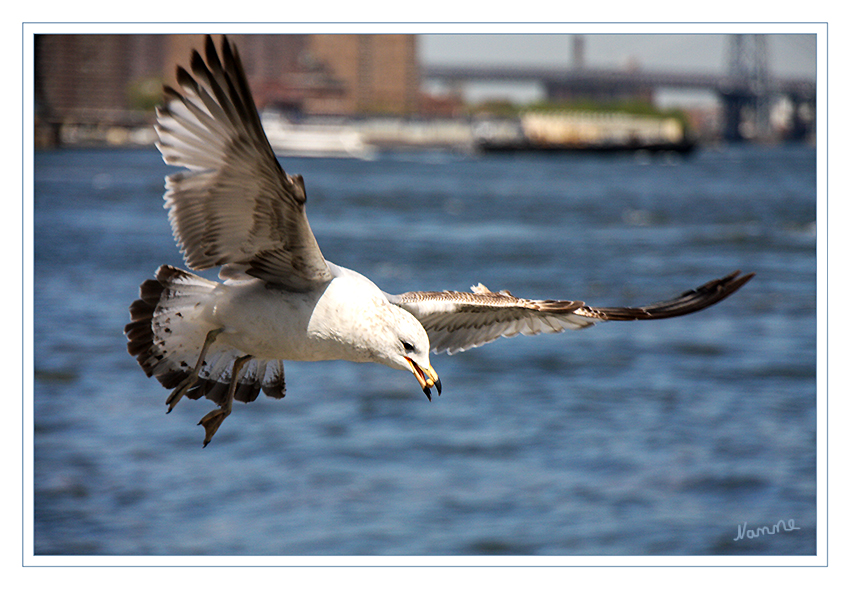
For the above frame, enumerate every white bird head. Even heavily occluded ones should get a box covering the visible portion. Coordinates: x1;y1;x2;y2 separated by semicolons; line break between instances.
372;304;441;401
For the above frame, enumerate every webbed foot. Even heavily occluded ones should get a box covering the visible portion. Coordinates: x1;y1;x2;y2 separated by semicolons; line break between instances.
196;354;252;447
165;327;224;413
198;407;231;448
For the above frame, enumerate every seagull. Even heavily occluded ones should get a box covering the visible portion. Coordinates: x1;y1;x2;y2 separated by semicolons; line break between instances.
125;35;754;447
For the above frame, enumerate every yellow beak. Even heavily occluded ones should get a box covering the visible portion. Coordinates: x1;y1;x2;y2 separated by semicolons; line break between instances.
405;357;441;401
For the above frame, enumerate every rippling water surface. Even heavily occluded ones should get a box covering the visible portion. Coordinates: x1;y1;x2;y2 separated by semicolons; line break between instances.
33;145;816;556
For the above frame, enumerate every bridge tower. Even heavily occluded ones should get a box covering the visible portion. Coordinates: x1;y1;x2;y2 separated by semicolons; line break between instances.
722;34;773;142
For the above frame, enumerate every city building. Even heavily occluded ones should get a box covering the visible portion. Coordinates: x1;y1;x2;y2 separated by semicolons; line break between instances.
35;33;421;136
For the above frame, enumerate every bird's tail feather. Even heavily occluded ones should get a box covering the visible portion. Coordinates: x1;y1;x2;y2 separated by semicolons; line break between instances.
125;265;286;405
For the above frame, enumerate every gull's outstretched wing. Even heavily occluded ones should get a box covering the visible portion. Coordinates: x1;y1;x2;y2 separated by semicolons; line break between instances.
155;35;331;289
389;271;754;355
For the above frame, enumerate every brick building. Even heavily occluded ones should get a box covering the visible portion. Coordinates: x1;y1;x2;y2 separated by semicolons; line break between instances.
35;33;421;129
35;35;167;125
308;34;419;116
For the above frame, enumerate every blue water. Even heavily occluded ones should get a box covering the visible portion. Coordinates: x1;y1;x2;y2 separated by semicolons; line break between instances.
33;145;816;556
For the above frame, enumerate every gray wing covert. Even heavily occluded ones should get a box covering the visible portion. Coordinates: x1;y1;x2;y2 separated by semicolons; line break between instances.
388;285;591;355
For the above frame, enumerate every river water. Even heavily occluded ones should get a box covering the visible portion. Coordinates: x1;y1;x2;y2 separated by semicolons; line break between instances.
32;144;817;556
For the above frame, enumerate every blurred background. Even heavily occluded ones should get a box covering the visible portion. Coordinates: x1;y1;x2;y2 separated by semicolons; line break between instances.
34;33;815;151
32;33;817;556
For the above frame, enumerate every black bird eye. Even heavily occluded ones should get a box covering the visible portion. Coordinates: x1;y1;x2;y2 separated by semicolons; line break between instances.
402;341;415;353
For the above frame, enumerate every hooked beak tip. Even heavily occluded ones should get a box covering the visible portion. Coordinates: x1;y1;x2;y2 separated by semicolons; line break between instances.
406;357;441;400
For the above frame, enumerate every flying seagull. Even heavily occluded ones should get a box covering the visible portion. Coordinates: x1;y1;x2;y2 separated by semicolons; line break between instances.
125;35;753;447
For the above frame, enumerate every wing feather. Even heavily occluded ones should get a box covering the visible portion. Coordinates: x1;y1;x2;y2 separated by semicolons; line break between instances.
156;35;331;289
389;271;754;355
573;270;755;321
388;287;590;354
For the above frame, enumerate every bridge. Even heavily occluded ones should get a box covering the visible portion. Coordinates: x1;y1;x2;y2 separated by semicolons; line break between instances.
422;64;816;141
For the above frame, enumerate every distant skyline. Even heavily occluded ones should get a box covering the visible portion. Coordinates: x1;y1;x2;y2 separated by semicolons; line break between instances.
419;34;816;107
420;35;815;77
